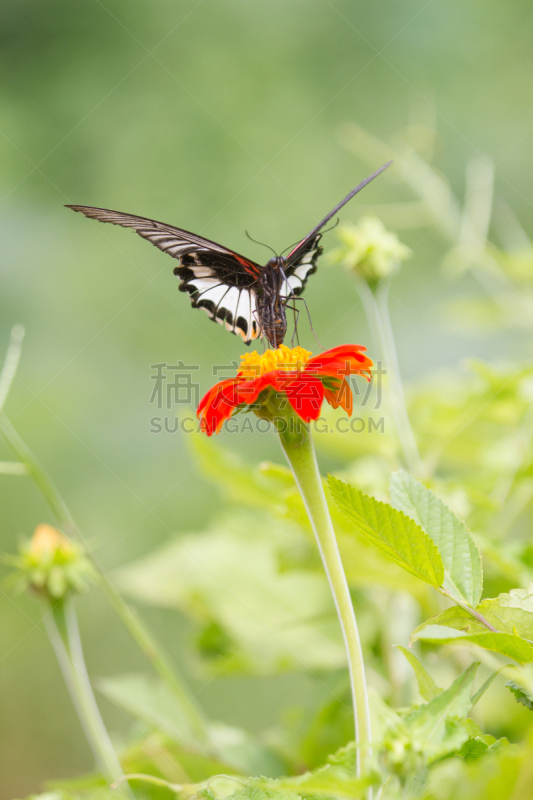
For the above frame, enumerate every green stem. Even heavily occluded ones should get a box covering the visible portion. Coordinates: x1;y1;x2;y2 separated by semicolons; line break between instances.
356;277;424;477
44;599;131;790
277;419;371;780
0;409;210;745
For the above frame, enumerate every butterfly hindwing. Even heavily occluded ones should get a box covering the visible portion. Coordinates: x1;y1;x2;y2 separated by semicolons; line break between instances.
281;233;323;298
67;205;262;343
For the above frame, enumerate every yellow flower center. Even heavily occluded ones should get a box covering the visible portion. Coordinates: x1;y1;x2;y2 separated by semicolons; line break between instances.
238;344;312;379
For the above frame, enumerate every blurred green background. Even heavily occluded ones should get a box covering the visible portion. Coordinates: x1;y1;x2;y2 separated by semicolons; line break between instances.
1;0;533;796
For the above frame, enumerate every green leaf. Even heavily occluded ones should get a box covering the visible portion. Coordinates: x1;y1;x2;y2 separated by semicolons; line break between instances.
411;606;487;640
470;669;502;707
193;745;378;800
389;470;483;605
115;513;346;675
257;770;373;799
99;674;284;778
192;441;430;597
373;666;481;774
411;586;533;641
404;662;479;739
191;436;281;511
328;476;444;587
456;737;490;762
394;645;442;700
412;625;533;663
98;673;202;746
212;787;302;800
506;680;533;710
478;587;533;639
256;743;377;800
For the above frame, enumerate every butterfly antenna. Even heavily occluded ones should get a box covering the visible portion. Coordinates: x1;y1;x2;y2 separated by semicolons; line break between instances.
320;218;340;236
245;230;278;258
280;218;340;257
280;237;303;258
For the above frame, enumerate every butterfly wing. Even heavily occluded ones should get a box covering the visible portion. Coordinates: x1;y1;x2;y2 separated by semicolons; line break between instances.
281;233;323;298
67;205;263;343
281;161;393;298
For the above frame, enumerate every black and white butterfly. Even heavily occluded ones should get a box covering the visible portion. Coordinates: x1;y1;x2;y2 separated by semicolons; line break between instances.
67;161;391;348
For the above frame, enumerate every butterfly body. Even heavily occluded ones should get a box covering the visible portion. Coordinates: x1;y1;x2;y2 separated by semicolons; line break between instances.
66;161;391;347
258;256;290;348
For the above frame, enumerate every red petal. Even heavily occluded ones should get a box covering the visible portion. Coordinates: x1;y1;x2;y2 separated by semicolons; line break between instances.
235;372;278;405
324;378;353;415
197;379;241;435
308;344;373;375
283;375;325;422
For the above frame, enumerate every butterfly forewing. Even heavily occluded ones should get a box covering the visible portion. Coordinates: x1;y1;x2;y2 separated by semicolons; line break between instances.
67;205;263;343
283;160;392;269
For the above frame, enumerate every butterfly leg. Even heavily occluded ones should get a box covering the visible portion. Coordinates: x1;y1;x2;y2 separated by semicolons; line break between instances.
284;303;301;347
287;296;324;351
252;307;268;352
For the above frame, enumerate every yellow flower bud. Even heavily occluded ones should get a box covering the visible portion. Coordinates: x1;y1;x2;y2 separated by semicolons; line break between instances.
329;217;411;289
29;524;74;556
5;524;92;601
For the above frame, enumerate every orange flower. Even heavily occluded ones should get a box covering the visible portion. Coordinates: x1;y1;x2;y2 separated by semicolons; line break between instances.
197;344;373;435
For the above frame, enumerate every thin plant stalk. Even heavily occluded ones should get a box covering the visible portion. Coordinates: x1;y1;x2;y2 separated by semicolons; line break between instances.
356;276;424;477
0;408;210;744
44;599;131;791
0;327;210;745
277;420;371;782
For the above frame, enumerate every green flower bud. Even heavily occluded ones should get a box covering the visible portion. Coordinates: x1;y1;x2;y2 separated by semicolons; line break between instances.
5;524;92;601
329;216;411;289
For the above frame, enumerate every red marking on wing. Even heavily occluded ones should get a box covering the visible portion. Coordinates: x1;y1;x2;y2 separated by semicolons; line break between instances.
287;238;306;259
233;254;261;277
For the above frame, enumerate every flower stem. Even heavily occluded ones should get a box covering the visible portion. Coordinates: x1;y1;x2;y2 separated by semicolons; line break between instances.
44;599;131;791
277;420;371;779
356;277;424;477
0;409;210;745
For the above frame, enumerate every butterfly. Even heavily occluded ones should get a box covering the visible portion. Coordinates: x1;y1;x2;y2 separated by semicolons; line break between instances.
67;161;391;348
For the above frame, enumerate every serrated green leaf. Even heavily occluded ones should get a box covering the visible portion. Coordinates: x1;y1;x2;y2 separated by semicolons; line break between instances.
395;645;442;700
412;625;533;663
328;476;444;587
411;586;533;643
389;470;483;605
506;680;533;710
